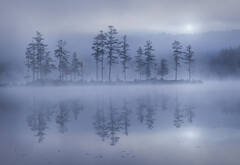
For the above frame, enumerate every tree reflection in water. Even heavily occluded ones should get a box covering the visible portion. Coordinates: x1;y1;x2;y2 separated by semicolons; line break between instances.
27;92;195;144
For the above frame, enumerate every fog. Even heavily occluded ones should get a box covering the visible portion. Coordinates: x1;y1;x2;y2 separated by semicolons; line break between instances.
2;0;240;81
1;82;240;165
2;30;240;82
1;0;240;165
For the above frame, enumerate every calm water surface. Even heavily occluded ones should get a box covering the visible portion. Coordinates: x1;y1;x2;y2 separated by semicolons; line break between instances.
0;83;240;165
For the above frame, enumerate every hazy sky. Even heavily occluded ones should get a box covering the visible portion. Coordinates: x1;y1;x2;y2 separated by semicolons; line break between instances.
1;0;240;75
1;0;240;36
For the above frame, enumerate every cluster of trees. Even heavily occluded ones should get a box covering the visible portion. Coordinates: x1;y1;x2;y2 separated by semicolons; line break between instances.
172;41;194;81
210;46;240;78
91;26;132;81
92;26;195;82
25;27;195;83
25;32;83;82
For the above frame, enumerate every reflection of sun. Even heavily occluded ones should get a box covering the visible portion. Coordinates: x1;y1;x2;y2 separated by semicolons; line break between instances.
181;128;200;139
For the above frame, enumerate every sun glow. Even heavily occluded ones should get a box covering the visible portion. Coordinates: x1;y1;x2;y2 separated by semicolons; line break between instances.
183;24;197;34
181;128;201;139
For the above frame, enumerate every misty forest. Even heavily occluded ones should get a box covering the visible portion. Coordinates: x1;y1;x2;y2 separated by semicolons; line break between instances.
1;0;240;165
23;27;196;86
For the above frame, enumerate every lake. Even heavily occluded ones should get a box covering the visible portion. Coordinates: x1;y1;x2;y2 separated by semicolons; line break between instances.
0;82;240;165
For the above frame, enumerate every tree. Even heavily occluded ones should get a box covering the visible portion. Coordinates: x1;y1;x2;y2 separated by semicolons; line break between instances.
34;31;48;80
119;35;131;81
98;31;106;81
135;46;145;80
25;31;48;81
158;59;169;80
92;33;101;81
71;52;82;81
184;45;194;81
55;40;69;81
172;40;183;80
42;51;55;79
144;41;155;79
105;26;119;82
78;61;84;81
25;42;37;81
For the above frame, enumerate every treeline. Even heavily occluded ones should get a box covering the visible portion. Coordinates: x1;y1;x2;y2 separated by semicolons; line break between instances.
25;26;195;83
210;46;240;78
25;32;83;82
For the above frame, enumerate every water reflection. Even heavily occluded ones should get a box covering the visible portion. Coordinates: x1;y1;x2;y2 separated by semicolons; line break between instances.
27;100;54;142
25;91;197;144
173;94;195;128
2;85;240;165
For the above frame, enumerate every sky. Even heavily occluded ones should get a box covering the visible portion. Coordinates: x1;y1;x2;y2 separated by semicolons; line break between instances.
1;0;240;36
1;0;240;80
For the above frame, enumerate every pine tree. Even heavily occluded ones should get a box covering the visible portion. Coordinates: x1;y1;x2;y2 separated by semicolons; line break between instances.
98;31;106;81
184;45;194;81
135;46;145;80
92;34;101;81
42;51;55;79
78;61;84;81
25;42;37;81
105;26;119;82
172;40;183;81
71;52;82;81
55;40;69;81
33;31;48;80
158;59;169;80
119;35;131;81
25;31;48;81
144;41;155;79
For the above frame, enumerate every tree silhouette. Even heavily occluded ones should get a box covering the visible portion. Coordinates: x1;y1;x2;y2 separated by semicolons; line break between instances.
135;46;145;80
119;35;131;81
25;31;50;81
172;41;183;81
158;59;169;80
183;45;194;81
105;26;119;82
144;41;155;79
55;40;69;81
42;51;56;79
71;52;82;81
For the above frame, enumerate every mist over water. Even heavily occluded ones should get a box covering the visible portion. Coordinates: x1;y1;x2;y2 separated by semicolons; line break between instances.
1;82;240;165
